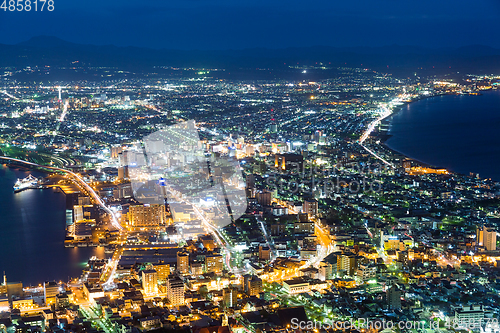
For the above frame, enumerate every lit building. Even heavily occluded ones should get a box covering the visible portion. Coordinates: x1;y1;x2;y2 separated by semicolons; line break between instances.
338;254;358;277
294;221;315;234
455;305;485;328
12;298;33;310
356;264;377;283
283;278;310;294
303;199;318;218
128;204;166;230
117;166;129;180
205;253;223;274
256;190;272;206
0;295;9;312
177;251;189;274
222;286;238;308
82;283;104;301
274;153;303;172
243;275;262;296
318;261;336;281
200;235;215;251
153;263;170;282
167;277;185;306
259;246;271;261
477;226;497;251
111;145;123;159
43;281;58;306
397;250;409;266
142;269;158;295
191;261;203;275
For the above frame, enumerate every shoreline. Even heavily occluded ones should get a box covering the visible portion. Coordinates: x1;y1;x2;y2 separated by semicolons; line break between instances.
375;90;499;178
0;163;104;288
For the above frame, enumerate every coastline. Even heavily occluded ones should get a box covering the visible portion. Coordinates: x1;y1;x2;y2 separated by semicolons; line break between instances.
372;88;500;178
376;90;498;177
0;163;105;287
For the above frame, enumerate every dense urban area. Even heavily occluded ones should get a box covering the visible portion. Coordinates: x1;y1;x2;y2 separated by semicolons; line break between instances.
0;65;499;333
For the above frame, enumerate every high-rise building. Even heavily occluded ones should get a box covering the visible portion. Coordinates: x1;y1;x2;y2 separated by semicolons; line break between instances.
338;254;358;277
153;263;170;282
256;190;273;206
274;153;303;172
117;166;129;180
222;286;238;308
318;261;335;281
177;251;189;274
303;199;318;218
167;277;184;306
110;145;123;159
128;204;166;230
142;269;158;295
259;245;271;261
243;275;262;296
44;281;58;305
314;130;324;143
477;226;497;251
245;174;255;189
205;253;223;274
386;286;402;309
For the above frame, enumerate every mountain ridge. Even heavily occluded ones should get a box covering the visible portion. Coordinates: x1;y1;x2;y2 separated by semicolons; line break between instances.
2;36;500;75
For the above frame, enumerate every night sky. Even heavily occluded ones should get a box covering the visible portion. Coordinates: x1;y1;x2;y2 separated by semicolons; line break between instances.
0;0;499;49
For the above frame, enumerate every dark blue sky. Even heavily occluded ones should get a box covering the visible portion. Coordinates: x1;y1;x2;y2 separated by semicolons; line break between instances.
1;0;499;49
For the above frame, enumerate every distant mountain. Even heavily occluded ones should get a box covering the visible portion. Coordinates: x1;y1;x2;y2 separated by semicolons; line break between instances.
2;36;500;75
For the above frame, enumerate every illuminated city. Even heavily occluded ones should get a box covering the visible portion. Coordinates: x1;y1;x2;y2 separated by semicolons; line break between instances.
1;1;500;333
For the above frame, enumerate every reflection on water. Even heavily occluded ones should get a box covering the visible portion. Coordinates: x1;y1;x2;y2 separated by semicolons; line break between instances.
0;165;107;286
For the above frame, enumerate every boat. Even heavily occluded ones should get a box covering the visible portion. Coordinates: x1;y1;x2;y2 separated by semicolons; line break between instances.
13;174;42;193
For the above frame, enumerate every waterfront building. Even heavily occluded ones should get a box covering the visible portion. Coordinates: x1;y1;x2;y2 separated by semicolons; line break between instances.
43;281;58;306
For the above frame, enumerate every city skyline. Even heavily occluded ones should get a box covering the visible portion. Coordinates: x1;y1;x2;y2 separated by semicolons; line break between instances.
1;1;500;332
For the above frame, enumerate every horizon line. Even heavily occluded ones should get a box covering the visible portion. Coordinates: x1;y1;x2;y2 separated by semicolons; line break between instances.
2;35;499;52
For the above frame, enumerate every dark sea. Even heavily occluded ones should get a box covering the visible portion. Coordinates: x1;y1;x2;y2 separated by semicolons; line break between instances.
0;165;105;286
386;89;500;181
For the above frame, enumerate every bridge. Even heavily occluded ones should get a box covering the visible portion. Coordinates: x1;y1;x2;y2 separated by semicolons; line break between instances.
0;155;122;231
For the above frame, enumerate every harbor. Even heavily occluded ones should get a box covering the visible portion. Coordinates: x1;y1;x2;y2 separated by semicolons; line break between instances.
13;175;44;193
